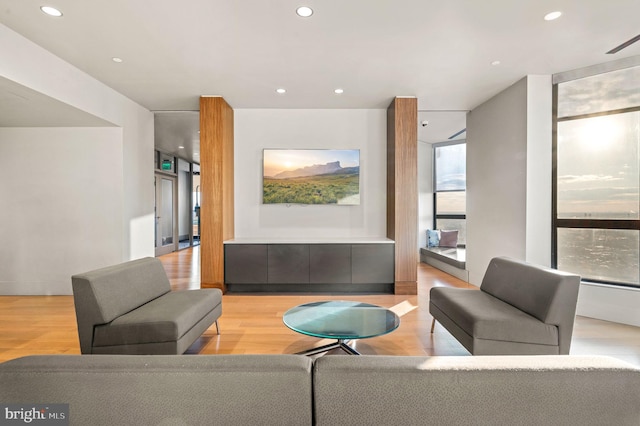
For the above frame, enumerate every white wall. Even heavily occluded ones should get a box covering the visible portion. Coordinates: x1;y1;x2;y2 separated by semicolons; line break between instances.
466;76;552;285
525;76;552;266
0;128;124;294
578;283;640;327
418;141;434;249
121;103;154;260
0;24;154;294
234;109;387;239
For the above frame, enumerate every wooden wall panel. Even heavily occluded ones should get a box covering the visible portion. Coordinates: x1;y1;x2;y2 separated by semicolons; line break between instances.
387;97;418;294
200;96;234;291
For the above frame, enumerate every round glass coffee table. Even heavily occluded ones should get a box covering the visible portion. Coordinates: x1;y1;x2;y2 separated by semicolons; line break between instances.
283;300;400;355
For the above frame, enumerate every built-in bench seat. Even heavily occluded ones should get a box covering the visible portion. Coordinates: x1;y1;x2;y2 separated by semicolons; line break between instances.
420;246;466;268
420;246;468;281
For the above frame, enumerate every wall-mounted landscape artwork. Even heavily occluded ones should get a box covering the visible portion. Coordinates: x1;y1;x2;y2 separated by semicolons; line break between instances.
263;149;360;205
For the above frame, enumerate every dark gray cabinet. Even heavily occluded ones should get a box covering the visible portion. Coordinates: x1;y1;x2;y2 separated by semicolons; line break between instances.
224;242;394;293
224;244;268;284
310;244;352;284
268;244;309;283
352;244;395;284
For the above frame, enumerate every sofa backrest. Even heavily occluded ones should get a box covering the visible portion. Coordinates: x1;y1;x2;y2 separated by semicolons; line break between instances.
71;257;171;353
0;355;313;426
2;354;637;426
480;256;581;352
313;355;640;426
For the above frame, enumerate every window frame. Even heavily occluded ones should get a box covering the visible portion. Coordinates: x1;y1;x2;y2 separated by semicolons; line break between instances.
433;140;466;245
552;75;640;288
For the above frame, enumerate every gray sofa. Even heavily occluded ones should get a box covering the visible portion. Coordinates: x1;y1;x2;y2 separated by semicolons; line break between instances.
430;256;581;355
71;257;222;355
0;354;638;425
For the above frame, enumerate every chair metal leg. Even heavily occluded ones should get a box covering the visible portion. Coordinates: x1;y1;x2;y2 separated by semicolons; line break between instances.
430;318;436;333
215;320;220;335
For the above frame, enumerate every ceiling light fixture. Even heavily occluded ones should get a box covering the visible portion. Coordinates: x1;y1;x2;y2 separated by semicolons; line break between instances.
178;146;184;149
112;57;123;63
40;6;63;17
491;60;501;66
276;88;286;94
334;88;344;94
296;6;313;17
544;11;562;21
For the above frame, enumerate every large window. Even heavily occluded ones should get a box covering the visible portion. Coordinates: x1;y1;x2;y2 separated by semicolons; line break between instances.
434;141;466;245
554;65;640;287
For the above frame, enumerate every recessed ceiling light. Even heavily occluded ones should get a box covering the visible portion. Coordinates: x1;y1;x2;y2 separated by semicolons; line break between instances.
491;60;501;66
178;146;184;149
112;57;123;63
334;88;344;94
544;11;562;21
276;88;286;94
296;6;313;17
40;6;63;17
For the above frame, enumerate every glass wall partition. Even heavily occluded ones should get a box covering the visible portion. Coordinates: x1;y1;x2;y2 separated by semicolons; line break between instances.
192;164;200;246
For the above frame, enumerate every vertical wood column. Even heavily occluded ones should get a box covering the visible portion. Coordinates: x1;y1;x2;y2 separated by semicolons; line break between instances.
387;97;418;294
200;96;234;291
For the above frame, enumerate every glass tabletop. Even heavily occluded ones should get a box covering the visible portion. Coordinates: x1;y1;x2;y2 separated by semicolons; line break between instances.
283;300;400;340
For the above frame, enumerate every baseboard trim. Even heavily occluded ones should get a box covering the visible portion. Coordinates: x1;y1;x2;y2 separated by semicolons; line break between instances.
395;281;417;295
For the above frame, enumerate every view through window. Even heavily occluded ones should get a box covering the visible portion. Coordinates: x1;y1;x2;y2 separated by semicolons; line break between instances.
434;141;466;245
554;65;640;286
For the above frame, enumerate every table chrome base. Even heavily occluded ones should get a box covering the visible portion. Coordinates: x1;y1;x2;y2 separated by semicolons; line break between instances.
296;339;360;356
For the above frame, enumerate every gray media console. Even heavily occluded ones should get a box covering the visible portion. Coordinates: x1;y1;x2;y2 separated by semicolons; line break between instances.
224;243;395;293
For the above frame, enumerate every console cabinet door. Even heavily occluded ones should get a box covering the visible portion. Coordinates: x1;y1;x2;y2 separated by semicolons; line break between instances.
268;244;310;283
352;244;394;284
224;244;268;284
309;244;351;284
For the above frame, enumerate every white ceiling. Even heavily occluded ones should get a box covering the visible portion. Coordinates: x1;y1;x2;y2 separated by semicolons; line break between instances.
1;0;639;158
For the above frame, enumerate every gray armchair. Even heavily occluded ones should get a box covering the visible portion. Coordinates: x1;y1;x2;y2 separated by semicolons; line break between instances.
430;256;581;355
72;257;222;355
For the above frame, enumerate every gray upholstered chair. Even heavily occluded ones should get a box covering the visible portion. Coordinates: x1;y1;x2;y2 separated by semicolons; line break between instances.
72;257;222;355
430;256;581;355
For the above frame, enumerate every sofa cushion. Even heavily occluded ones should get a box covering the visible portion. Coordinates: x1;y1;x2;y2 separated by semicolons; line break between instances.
427;229;440;247
438;230;458;247
93;289;221;347
430;287;558;346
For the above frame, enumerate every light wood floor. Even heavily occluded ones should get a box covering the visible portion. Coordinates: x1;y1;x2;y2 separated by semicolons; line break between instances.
2;246;640;365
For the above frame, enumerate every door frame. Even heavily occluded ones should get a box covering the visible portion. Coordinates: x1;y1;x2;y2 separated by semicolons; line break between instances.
154;172;178;256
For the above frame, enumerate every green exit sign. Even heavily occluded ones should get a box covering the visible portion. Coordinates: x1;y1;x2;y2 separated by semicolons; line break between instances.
161;160;172;171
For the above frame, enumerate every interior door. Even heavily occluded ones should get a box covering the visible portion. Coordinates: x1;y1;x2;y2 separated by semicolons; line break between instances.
155;174;178;256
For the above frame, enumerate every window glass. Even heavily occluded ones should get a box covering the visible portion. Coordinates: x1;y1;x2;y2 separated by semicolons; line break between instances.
436;192;466;215
433;141;466;246
557;111;640;220
555;64;640;287
557;228;639;285
435;144;466;191
558;66;640;117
